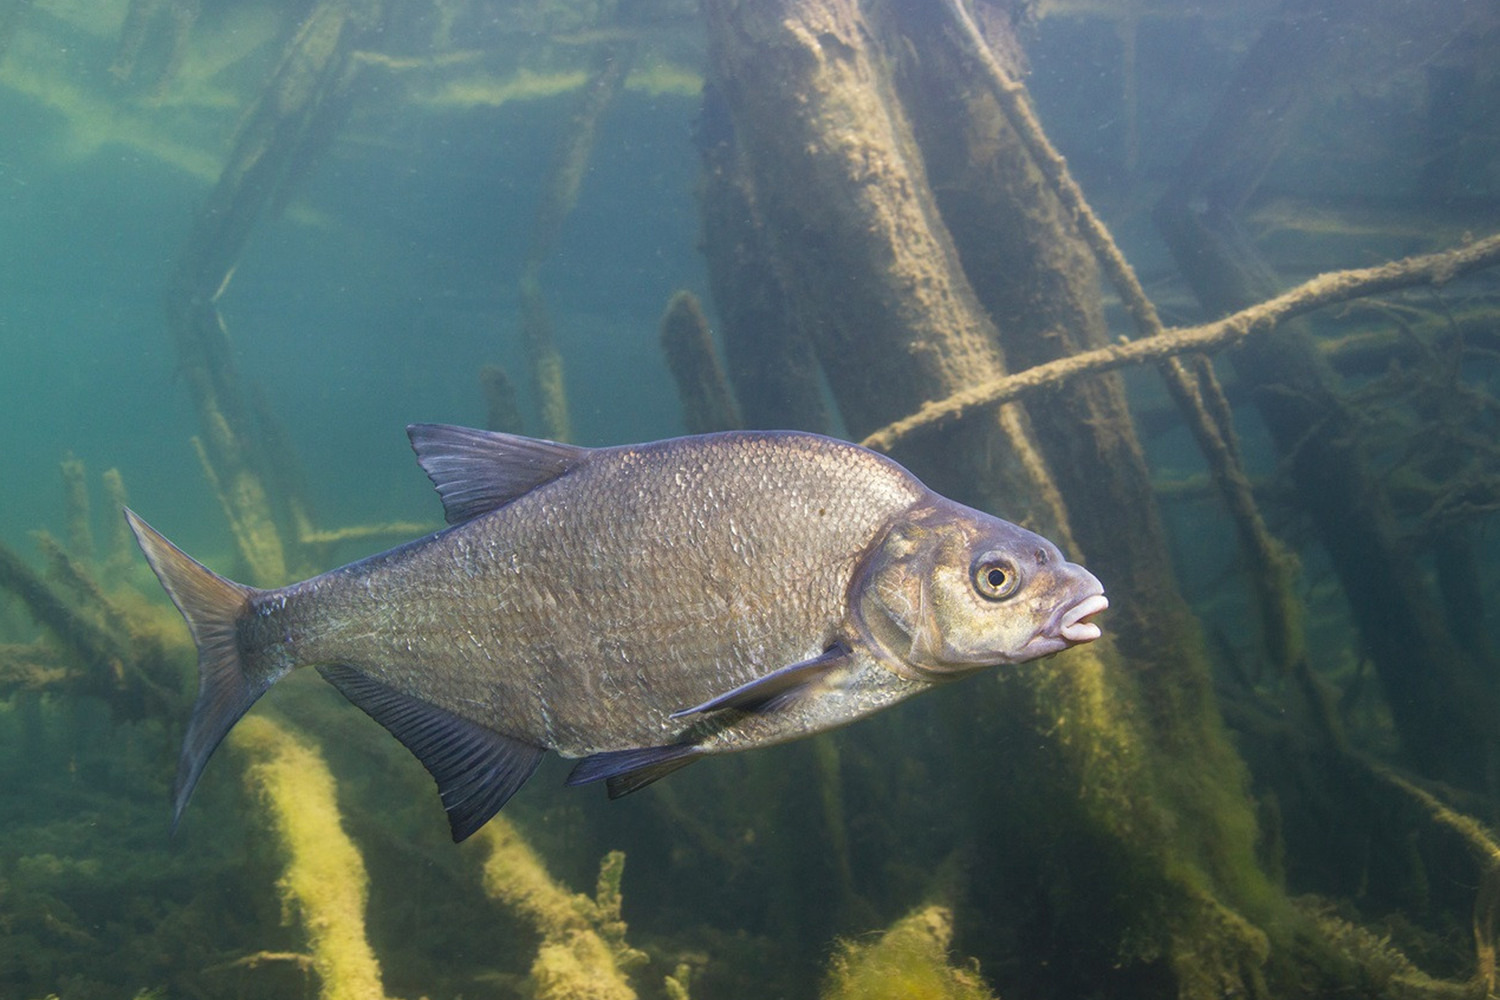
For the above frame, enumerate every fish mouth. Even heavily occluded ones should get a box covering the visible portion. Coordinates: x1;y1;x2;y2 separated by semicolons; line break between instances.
1054;592;1108;644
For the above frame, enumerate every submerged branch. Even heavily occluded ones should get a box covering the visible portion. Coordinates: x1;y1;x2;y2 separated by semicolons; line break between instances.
296;521;435;546
477;817;646;1000
861;231;1500;452
946;0;1162;339
1372;767;1500;994
234;715;390;1000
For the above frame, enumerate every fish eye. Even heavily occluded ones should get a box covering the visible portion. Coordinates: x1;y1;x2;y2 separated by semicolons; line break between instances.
973;556;1021;601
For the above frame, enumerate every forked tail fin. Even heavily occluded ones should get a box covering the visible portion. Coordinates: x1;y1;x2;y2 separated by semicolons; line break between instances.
124;508;269;832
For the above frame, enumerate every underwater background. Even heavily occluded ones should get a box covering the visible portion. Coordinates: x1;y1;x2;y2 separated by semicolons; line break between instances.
2;1;1500;998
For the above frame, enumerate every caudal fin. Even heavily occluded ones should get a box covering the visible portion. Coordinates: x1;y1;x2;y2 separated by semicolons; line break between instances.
124;509;267;832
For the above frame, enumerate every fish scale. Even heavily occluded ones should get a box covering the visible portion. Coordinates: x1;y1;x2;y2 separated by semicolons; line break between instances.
127;424;1106;842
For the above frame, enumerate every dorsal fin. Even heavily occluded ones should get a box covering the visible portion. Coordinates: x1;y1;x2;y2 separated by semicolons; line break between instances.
407;424;590;524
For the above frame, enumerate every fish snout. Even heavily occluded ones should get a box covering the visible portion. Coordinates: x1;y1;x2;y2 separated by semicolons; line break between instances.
1056;592;1108;644
1043;563;1107;648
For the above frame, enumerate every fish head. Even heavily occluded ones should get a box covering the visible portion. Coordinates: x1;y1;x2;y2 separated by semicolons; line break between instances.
852;499;1107;680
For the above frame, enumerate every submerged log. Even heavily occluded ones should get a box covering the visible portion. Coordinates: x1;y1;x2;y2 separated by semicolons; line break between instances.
0;536;180;720
696;84;832;433
110;0;200;92
698;0;1281;994
480;364;525;435
234;715;390;1000
884;2;1293;991
165;0;384;585
930;0;1306;679
699;0;1066;527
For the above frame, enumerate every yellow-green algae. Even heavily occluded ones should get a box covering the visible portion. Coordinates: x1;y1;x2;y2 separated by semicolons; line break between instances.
1028;638;1284;990
822;904;997;1000
233;715;388;1000
478;817;648;1000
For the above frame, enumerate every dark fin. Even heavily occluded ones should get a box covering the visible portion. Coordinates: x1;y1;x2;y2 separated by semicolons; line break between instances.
124;509;263;834
406;423;590;525
670;643;854;718
565;744;701;799
317;664;545;842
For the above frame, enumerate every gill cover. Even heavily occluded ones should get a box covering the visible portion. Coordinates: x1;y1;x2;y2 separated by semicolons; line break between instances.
853;515;953;676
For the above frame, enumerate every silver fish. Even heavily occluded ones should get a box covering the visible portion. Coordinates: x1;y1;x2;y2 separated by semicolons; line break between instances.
128;426;1107;841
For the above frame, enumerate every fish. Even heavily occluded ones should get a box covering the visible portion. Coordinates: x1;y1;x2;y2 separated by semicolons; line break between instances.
127;425;1107;842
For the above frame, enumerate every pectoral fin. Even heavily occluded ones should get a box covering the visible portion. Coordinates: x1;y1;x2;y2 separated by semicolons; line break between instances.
669;642;854;718
317;665;544;842
566;644;857;799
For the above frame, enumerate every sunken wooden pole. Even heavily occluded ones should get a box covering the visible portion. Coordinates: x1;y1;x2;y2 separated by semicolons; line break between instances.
164;0;382;585
659;290;742;433
699;0;1097;972
514;41;635;442
110;0;201;91
882;0;1193;643
930;0;1308;683
698;0;1282;995
1153;11;1499;793
0;537;180;720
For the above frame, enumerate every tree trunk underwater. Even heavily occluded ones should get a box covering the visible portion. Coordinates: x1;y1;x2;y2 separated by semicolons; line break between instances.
696;0;1295;994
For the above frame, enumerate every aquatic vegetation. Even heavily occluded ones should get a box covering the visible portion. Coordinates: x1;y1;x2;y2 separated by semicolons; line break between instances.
822;904;996;1000
234;715;389;1000
478;818;648;1000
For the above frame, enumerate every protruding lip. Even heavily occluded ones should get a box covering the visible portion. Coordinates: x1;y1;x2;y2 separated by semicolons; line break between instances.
1056;592;1108;644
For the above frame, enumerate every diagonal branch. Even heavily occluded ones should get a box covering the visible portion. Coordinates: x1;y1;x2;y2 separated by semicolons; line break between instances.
946;0;1303;673
860;231;1500;452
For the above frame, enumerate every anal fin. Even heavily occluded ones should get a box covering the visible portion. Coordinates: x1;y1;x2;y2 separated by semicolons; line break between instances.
317;664;544;842
565;744;701;798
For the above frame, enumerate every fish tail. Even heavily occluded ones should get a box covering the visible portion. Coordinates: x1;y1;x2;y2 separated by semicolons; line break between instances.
124;509;267;833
